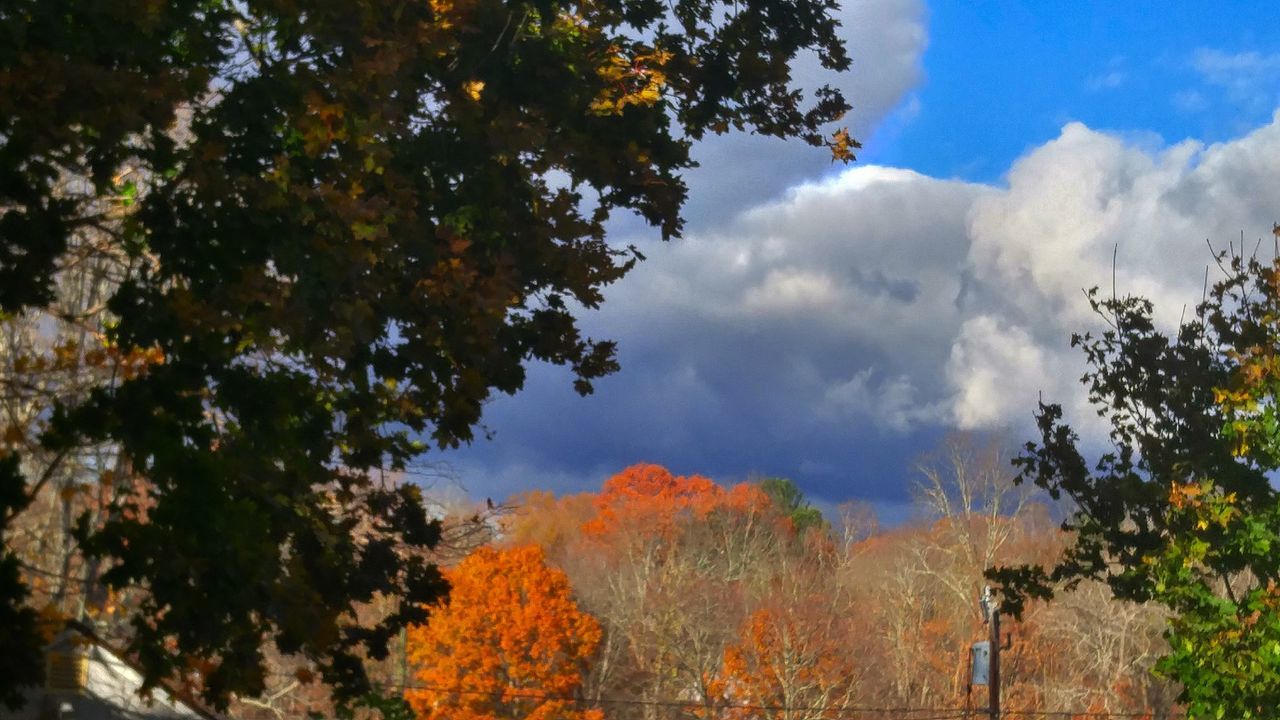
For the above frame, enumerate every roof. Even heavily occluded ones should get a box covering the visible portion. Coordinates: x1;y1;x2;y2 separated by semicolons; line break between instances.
1;621;221;720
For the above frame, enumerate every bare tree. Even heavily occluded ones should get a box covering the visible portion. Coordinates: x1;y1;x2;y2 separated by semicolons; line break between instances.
910;431;1039;612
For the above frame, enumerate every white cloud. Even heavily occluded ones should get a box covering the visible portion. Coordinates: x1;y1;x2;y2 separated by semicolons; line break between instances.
1188;49;1280;118
945;315;1069;430
1085;70;1127;92
603;164;984;413
1192;49;1280;89
742;268;843;315
965;122;1209;329
706;117;1278;439
821;368;942;432
951;115;1280;440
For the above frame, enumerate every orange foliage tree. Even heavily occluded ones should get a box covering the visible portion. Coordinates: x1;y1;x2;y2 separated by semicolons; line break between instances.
719;596;859;720
582;463;770;540
568;464;781;715
405;545;602;720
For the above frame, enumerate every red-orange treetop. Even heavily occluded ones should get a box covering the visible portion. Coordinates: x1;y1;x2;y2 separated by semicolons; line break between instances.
582;463;771;540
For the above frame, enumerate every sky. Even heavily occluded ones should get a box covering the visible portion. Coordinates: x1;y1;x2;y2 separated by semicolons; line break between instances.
432;0;1280;514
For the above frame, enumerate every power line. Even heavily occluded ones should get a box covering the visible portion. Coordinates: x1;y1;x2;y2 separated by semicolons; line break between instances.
391;678;959;715
266;671;1180;720
272;671;970;718
998;707;1177;712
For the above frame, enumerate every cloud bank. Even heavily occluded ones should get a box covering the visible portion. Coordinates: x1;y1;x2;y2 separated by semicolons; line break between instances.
439;20;1280;505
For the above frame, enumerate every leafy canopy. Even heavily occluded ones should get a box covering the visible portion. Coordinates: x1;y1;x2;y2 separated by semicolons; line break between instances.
583;463;771;539
758;476;825;534
0;0;854;708
405;545;602;720
992;250;1280;718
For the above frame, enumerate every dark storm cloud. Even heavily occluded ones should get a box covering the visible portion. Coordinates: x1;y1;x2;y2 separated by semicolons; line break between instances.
440;116;1280;508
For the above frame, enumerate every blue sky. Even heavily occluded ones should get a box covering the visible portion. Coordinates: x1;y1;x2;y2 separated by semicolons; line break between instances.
870;2;1280;179
430;1;1280;513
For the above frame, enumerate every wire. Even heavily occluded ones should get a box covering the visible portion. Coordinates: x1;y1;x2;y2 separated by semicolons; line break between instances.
265;671;1183;720
270;671;972;718
1001;711;1182;719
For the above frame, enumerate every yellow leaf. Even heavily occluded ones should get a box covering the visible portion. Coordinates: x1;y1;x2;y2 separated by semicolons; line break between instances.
829;127;859;163
463;80;485;102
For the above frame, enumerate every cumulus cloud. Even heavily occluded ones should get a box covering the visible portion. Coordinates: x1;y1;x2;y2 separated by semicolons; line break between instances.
946;316;1054;429
445;100;1280;504
448;165;982;502
821;368;941;433
966;123;1209;328
952;116;1280;436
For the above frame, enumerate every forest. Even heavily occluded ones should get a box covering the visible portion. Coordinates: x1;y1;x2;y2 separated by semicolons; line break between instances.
224;441;1182;720
9;432;1182;719
422;453;1187;717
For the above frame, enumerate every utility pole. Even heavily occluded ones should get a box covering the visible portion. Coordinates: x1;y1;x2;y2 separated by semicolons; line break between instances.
979;586;1001;720
988;597;1000;720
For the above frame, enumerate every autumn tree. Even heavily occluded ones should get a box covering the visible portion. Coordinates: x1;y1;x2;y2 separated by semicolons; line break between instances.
719;586;860;720
502;490;599;562
836;525;959;708
576;465;741;717
564;464;788;719
582;464;747;540
839;433;1041;708
0;0;856;706
993;249;1280;717
405;545;602;720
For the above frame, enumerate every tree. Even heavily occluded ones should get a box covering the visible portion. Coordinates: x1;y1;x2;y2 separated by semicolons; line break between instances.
0;0;855;706
228;498;502;720
574;465;777;720
993;250;1280;717
583;463;765;540
911;432;1036;623
719;592;859;720
405;545;602;720
1;179;149;698
757;477;825;535
502;490;599;561
1026;579;1177;716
